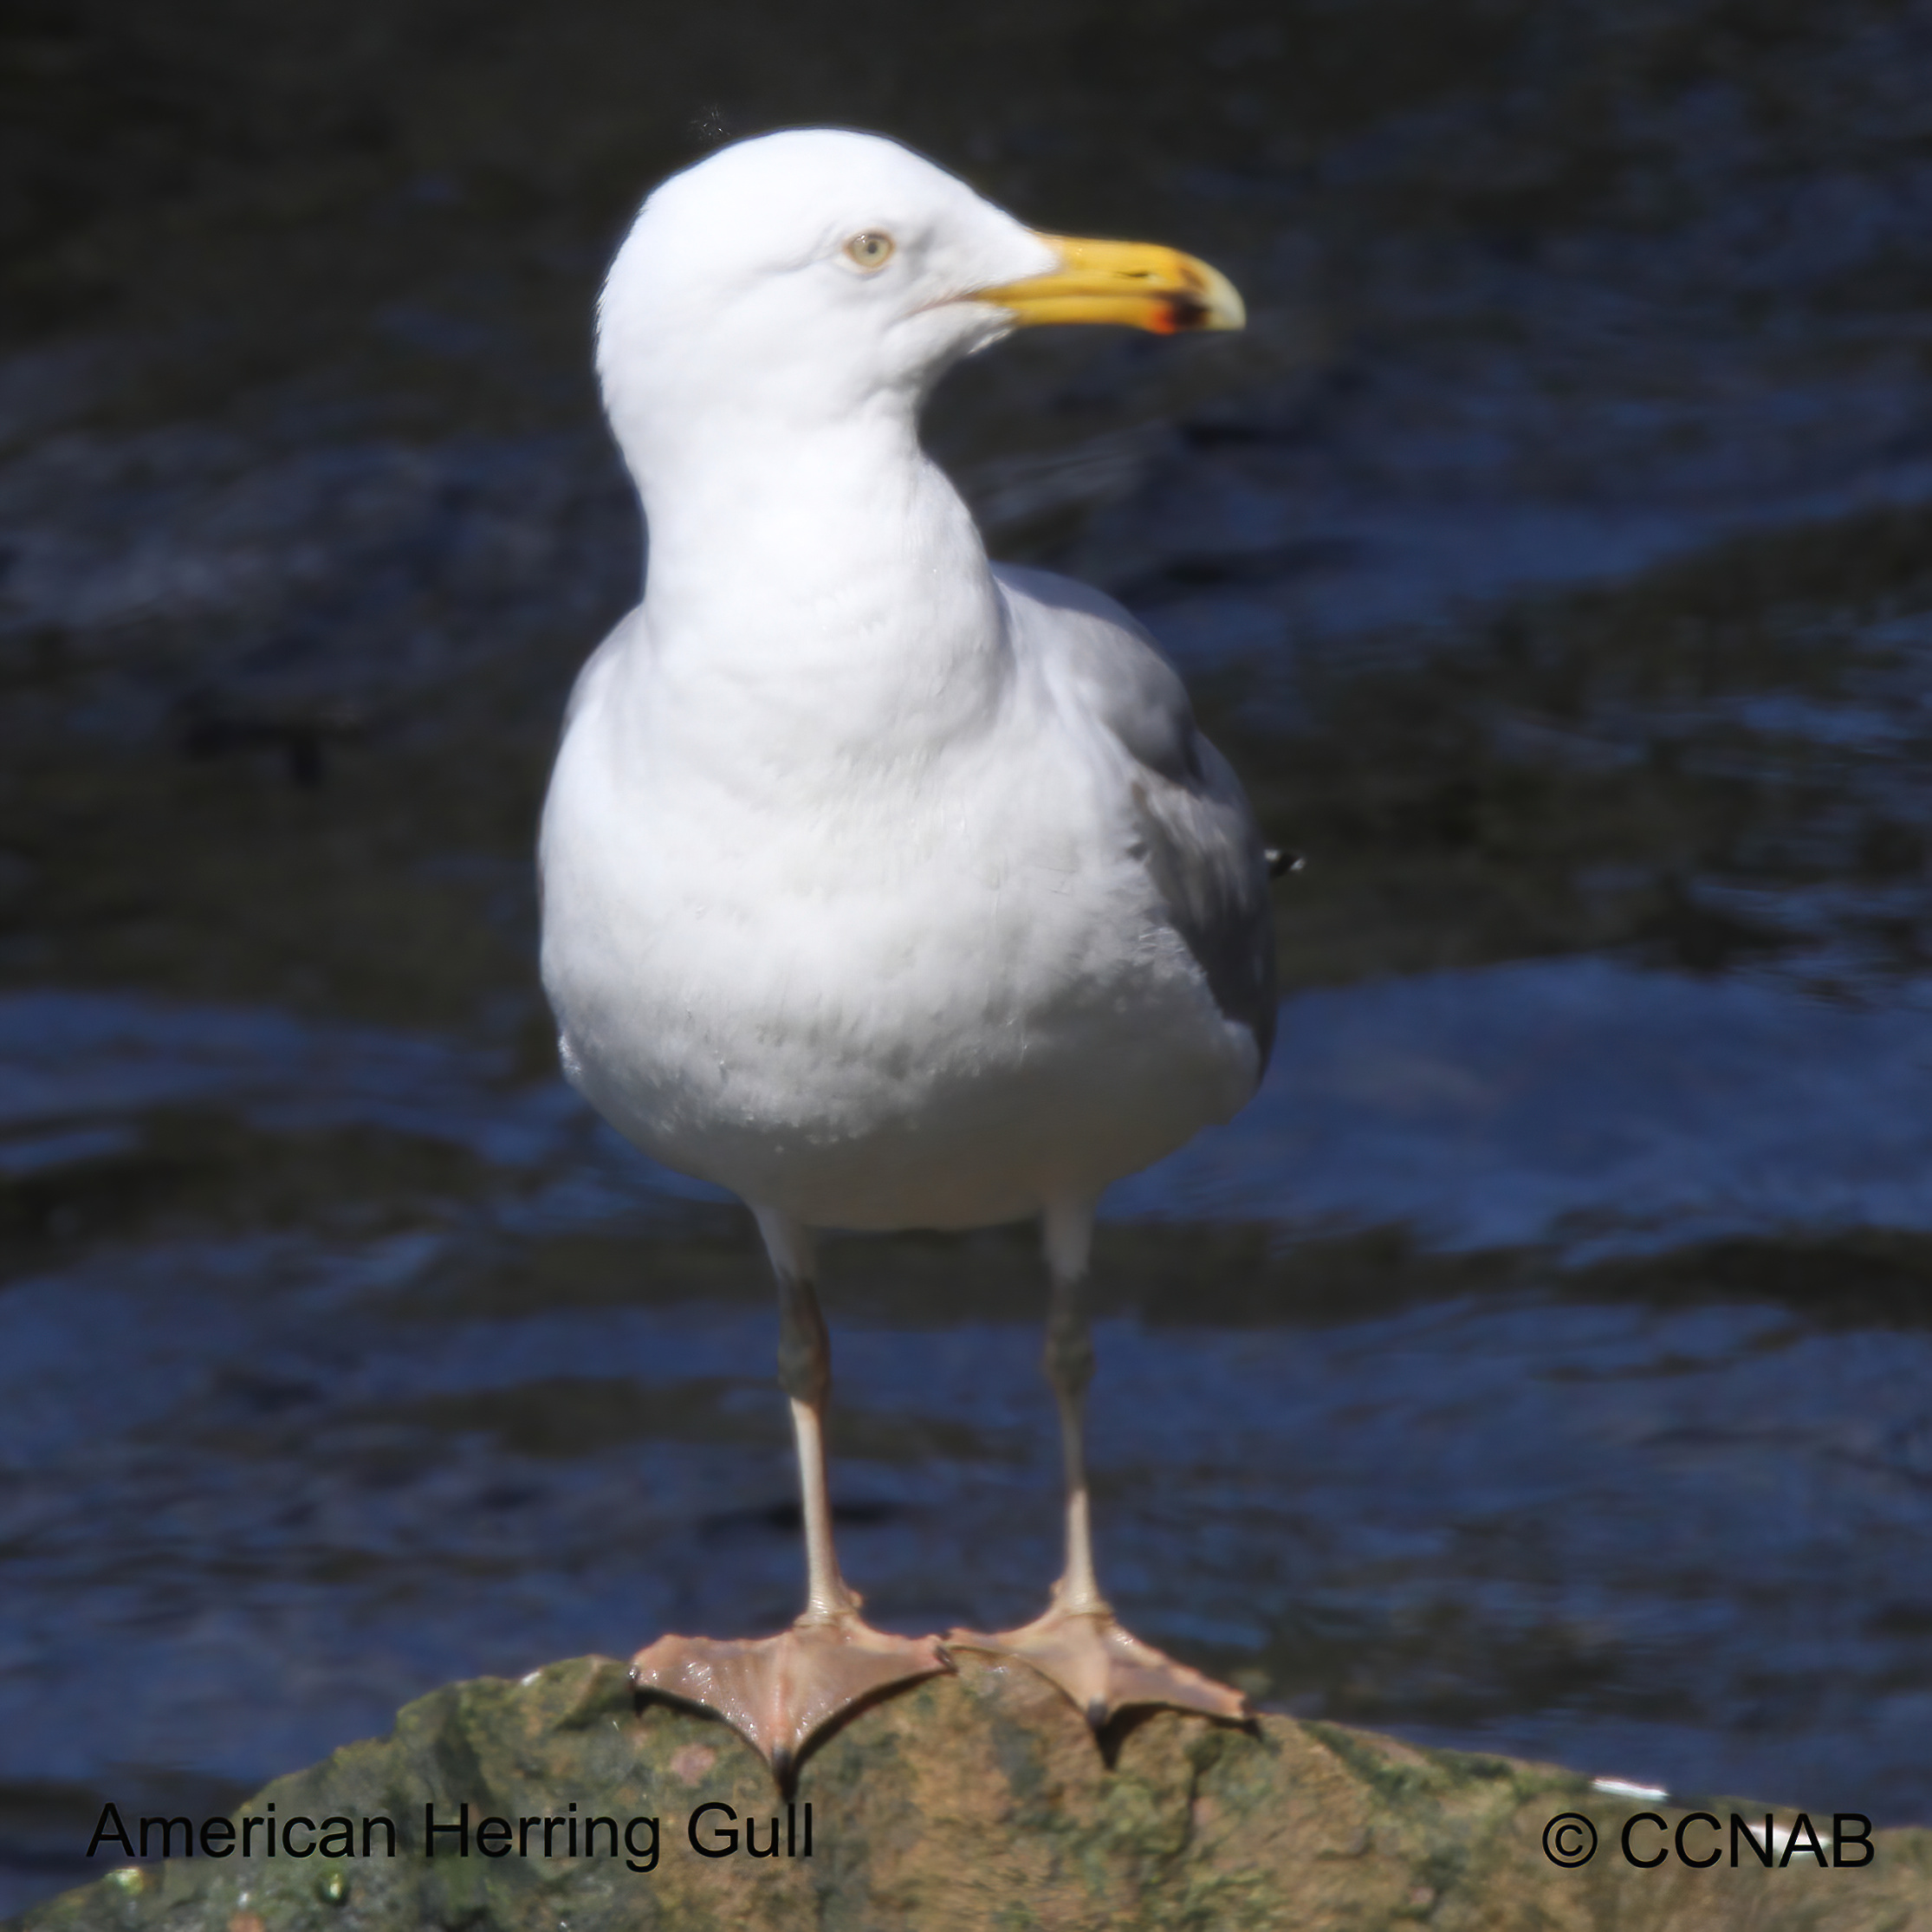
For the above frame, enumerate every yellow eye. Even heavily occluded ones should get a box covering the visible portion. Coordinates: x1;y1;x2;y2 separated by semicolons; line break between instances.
844;231;895;271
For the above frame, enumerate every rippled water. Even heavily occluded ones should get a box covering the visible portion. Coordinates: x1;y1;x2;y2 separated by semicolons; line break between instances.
7;0;1932;1912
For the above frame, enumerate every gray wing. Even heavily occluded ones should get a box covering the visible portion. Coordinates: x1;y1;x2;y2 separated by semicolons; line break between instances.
996;563;1279;1072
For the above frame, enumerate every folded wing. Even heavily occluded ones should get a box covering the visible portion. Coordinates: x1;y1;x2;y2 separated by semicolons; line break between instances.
997;563;1278;1073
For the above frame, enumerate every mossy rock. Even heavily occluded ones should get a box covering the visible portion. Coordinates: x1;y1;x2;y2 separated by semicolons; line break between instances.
13;1654;1930;1929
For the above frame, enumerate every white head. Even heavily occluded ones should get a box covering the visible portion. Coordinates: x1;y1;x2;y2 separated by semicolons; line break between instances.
595;129;1243;479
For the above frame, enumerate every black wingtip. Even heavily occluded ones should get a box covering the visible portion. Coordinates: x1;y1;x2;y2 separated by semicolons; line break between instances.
1265;847;1305;880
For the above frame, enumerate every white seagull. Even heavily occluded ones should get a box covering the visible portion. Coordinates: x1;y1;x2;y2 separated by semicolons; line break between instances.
539;128;1278;1778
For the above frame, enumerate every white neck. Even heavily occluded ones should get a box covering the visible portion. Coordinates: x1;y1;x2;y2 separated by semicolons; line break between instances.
615;391;1009;767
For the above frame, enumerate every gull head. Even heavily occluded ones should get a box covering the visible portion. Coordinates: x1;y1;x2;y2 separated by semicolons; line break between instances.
596;128;1242;467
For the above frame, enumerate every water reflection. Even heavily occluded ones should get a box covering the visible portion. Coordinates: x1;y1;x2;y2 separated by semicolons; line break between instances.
1125;957;1932;1252
7;0;1932;1913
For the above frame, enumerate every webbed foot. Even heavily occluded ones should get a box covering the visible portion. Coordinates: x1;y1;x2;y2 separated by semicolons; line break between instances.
948;1606;1245;1730
632;1614;950;1780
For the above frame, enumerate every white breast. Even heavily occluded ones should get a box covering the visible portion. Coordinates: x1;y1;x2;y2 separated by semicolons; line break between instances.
538;593;1260;1231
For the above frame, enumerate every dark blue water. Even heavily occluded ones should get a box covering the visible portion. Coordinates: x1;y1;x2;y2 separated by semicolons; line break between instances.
8;0;1932;1913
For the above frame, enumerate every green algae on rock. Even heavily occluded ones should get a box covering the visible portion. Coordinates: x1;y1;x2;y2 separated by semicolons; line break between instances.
11;1655;1931;1931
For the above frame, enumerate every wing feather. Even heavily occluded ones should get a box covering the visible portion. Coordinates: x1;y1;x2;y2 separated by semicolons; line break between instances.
996;564;1278;1070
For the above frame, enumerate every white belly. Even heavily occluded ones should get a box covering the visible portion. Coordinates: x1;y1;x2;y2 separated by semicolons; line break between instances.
538;644;1258;1230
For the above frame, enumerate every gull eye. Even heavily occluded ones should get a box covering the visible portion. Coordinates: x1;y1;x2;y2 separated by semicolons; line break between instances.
843;231;896;272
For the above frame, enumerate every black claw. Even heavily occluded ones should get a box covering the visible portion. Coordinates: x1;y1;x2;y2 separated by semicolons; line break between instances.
1085;1699;1110;1733
1265;847;1305;879
771;1746;794;1784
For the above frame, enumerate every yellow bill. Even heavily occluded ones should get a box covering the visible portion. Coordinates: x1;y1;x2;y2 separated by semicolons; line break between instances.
978;234;1245;334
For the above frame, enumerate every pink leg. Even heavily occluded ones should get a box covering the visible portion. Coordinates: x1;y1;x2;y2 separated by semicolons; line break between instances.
630;1212;949;1780
950;1203;1246;1730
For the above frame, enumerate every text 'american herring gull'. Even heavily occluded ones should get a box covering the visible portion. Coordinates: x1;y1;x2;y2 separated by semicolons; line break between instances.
538;128;1278;1777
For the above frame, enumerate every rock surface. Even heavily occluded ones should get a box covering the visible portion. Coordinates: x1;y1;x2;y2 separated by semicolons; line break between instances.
12;1655;1930;1930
